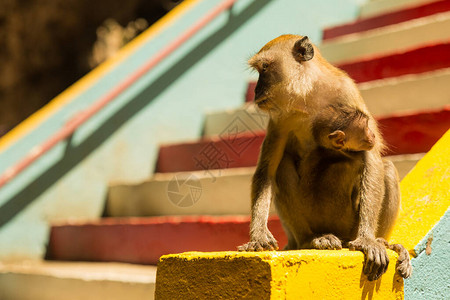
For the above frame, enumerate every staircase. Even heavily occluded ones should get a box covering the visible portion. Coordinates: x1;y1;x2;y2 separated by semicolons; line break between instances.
1;0;449;299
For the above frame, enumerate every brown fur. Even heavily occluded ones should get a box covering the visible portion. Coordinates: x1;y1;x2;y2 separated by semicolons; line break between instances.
238;35;412;281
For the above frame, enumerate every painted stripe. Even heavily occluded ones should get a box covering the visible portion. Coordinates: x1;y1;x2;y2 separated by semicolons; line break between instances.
156;251;403;298
323;0;450;40
320;12;450;64
245;43;450;102
360;0;437;18
390;129;450;254
47;216;286;265
0;0;200;154
107;157;418;218
158;108;449;172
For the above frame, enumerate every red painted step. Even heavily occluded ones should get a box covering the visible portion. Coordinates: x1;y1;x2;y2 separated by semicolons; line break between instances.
246;43;450;102
378;106;450;155
323;0;450;41
156;108;450;172
46;216;286;265
156;130;265;173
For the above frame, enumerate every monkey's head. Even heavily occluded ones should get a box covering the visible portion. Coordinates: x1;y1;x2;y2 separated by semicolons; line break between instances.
328;122;375;152
249;35;318;114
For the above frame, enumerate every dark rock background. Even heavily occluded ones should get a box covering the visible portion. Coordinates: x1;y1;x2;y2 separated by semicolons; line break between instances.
0;0;181;135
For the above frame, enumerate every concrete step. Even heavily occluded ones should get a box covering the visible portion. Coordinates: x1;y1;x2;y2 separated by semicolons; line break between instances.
323;0;450;40
155;250;404;299
0;261;156;300
106;167;269;217
221;70;450;136
245;44;450;102
360;68;450;116
360;0;439;18
46;216;286;265
107;155;422;217
320;11;450;63
160;108;449;173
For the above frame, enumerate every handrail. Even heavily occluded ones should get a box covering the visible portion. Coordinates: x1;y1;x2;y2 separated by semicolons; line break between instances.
0;0;238;189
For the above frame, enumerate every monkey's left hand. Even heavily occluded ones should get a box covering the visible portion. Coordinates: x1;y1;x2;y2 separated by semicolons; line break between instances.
237;230;279;251
348;237;389;281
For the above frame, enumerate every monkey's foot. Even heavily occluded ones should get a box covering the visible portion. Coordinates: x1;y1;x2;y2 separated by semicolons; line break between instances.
237;232;279;251
311;234;342;250
376;238;412;278
349;237;389;281
389;243;413;279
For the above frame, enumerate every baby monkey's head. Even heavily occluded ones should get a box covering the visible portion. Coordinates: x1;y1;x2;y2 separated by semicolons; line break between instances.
313;104;375;152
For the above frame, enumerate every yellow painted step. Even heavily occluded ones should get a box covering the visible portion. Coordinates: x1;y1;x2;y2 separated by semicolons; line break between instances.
390;129;450;255
155;250;404;300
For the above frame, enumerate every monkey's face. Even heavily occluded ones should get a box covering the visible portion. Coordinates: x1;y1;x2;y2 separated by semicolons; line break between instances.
249;35;316;115
341;119;375;151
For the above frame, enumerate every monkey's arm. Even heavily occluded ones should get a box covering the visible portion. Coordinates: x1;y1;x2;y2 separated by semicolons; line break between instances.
349;151;389;281
238;121;287;251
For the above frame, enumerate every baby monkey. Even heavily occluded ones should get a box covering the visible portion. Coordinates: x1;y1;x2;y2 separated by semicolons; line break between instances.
313;104;376;153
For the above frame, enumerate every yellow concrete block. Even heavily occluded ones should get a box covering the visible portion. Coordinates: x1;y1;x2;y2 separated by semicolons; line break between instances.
390;129;450;255
155;250;404;300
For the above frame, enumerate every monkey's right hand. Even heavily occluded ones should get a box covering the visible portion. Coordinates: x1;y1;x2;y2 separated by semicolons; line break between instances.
348;237;389;281
237;230;279;251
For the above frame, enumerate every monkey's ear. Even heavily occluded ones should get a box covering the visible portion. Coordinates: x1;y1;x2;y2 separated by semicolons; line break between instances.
294;36;314;61
328;130;345;149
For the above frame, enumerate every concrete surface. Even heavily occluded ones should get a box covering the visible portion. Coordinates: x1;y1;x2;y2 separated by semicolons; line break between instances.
155;250;404;299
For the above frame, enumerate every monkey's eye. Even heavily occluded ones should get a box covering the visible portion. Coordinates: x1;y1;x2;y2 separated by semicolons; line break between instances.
261;62;269;73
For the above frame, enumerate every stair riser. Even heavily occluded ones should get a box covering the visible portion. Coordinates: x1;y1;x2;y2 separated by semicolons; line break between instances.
323;0;450;40
320;12;450;63
47;218;286;265
108;157;420;217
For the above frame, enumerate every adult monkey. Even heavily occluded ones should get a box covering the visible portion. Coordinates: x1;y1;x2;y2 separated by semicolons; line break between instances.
238;35;412;281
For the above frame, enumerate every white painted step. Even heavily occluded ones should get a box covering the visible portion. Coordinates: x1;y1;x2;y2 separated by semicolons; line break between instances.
0;261;156;300
107;167;267;217
203;69;450;137
320;12;450;63
203;103;268;138
361;68;450;116
106;156;421;217
360;0;437;18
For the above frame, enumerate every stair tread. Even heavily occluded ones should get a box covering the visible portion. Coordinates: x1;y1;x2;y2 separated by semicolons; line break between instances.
0;261;157;300
0;261;157;282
